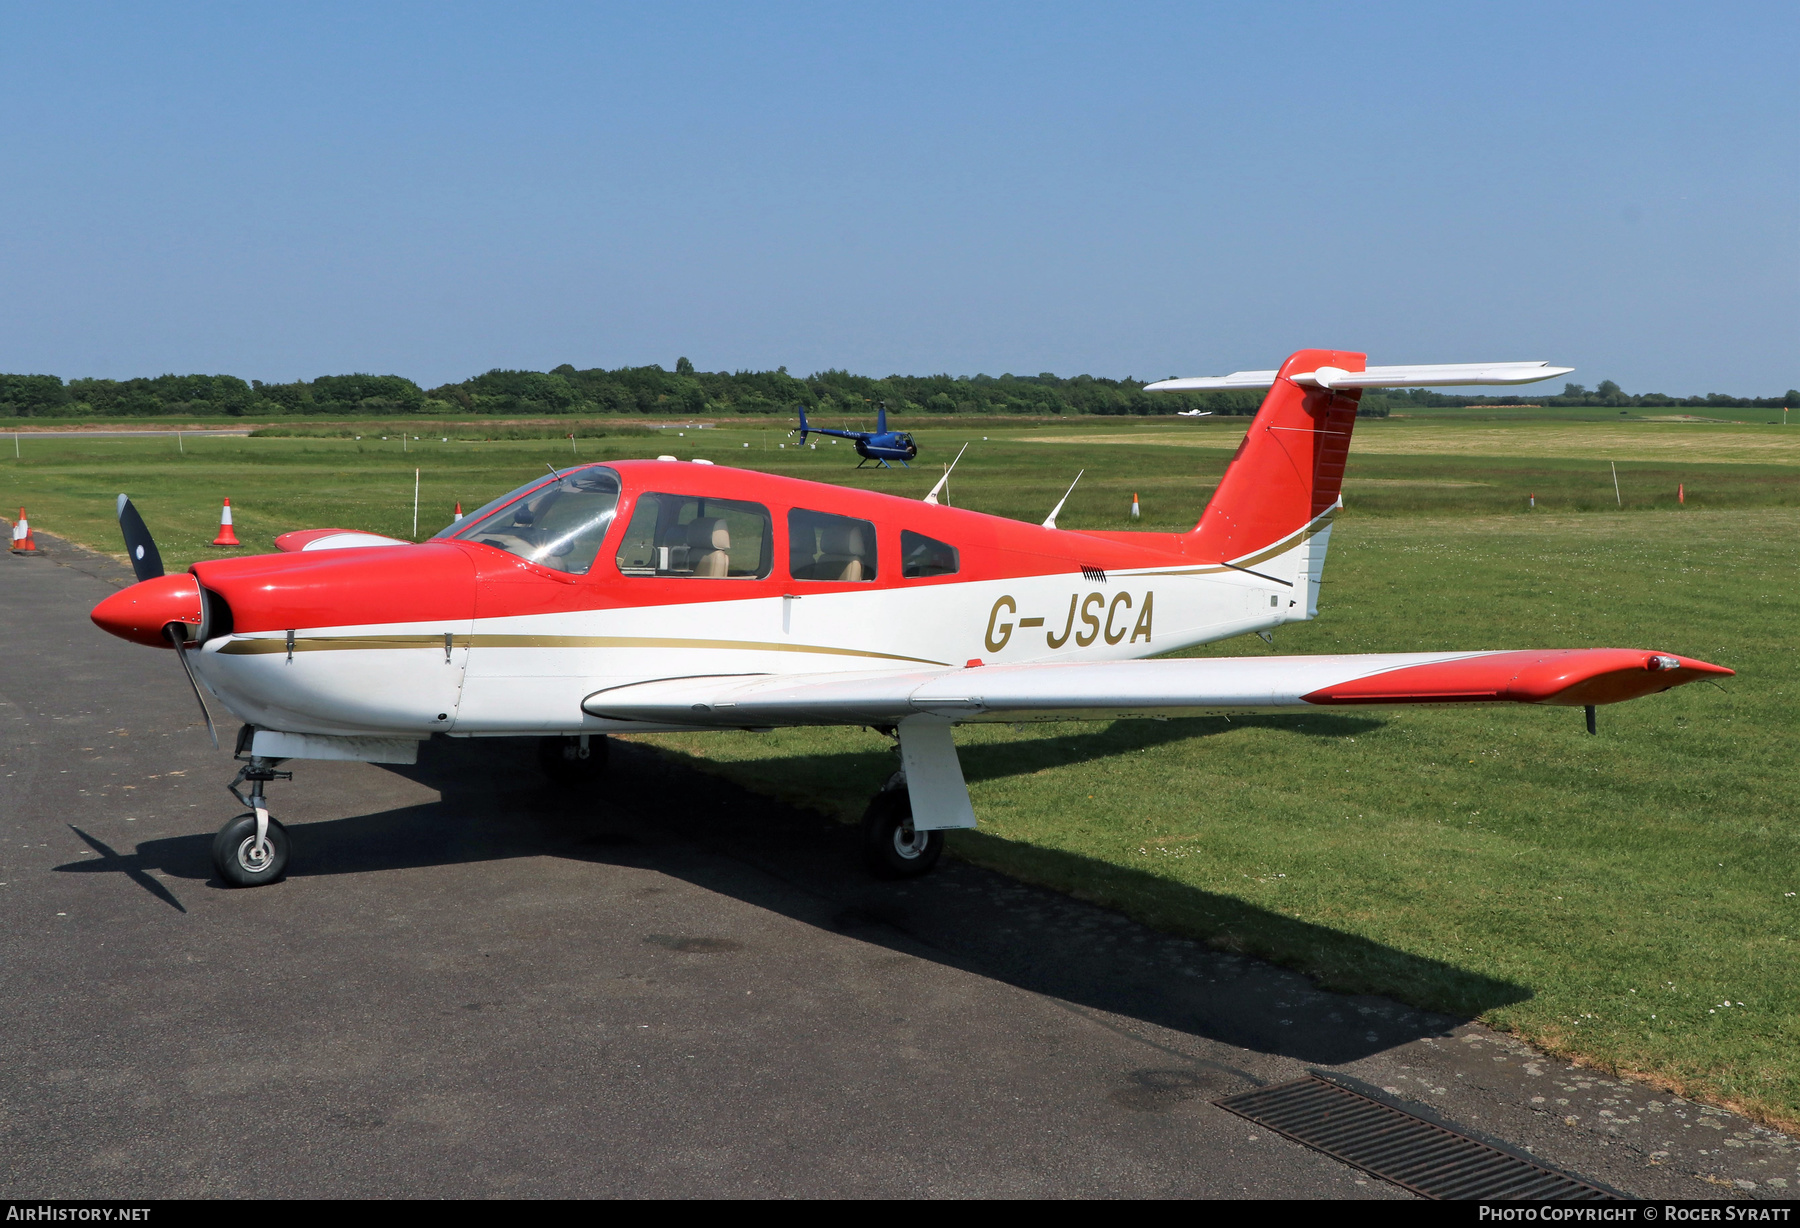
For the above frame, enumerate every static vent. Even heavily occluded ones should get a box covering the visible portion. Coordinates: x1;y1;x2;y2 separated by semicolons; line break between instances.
1080;565;1107;584
1214;1076;1615;1201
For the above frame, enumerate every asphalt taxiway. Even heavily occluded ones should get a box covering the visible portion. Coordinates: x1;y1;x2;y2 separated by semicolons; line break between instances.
1;537;1789;1198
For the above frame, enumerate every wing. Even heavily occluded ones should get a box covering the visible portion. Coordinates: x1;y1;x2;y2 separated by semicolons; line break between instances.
582;649;1731;728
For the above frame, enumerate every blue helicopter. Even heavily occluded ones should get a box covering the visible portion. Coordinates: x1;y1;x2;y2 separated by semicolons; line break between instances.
793;402;918;468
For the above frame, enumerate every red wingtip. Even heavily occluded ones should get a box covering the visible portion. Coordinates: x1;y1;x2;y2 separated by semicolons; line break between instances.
1303;649;1733;708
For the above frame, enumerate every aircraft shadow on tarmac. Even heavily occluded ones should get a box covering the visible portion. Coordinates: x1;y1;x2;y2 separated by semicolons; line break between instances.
55;725;1528;1067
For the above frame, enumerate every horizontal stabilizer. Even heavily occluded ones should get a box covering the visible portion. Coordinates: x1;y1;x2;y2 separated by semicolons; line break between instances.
1146;361;1572;393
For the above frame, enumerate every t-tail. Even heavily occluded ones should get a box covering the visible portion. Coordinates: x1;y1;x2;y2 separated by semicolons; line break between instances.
1146;352;1573;621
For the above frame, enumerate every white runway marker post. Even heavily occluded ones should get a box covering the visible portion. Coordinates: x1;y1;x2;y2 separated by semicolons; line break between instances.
413;469;420;539
1612;462;1622;507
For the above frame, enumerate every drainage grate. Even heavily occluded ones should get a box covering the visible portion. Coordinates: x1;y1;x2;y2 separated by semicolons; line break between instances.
1215;1076;1616;1201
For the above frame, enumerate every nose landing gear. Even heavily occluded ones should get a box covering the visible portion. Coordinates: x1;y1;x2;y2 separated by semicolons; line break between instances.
538;733;610;788
215;753;293;887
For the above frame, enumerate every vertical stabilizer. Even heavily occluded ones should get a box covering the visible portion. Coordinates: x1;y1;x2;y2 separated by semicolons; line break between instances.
1185;349;1363;573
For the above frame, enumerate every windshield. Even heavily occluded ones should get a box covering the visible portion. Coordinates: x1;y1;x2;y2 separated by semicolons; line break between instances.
440;466;622;574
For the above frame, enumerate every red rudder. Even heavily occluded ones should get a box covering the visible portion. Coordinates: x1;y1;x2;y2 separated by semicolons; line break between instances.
1185;349;1364;563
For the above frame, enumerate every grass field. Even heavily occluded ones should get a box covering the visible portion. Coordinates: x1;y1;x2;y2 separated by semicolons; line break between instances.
1030;419;1800;464
4;418;1797;1126
4;418;1798;566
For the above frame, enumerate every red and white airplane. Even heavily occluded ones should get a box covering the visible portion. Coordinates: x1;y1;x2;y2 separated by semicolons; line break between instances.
91;349;1732;888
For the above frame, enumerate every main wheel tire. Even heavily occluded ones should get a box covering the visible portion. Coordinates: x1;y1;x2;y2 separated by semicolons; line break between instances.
212;812;289;888
538;735;610;788
861;787;944;879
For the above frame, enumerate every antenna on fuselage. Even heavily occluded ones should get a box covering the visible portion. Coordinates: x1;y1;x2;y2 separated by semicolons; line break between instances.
923;442;969;506
1042;470;1084;529
545;462;563;481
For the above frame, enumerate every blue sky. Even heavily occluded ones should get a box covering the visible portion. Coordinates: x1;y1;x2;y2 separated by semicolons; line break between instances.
0;2;1793;393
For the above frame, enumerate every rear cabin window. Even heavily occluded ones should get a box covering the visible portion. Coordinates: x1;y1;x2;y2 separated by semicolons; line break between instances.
789;509;877;582
901;530;959;578
615;493;772;579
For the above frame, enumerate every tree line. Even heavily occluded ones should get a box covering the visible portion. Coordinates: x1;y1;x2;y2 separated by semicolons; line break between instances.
2;363;1794;419
1381;380;1800;411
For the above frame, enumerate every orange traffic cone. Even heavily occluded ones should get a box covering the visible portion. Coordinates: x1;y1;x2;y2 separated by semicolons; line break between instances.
211;498;240;547
453;501;464;522
10;507;39;554
1129;492;1141;520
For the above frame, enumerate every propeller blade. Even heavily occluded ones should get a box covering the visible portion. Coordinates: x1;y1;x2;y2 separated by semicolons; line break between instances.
169;630;220;750
116;495;164;583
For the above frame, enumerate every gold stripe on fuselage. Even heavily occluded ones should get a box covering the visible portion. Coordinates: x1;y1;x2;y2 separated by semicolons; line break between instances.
215;632;950;667
1106;506;1338;579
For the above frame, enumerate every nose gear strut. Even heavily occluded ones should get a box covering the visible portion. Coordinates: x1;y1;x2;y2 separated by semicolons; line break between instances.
214;728;293;887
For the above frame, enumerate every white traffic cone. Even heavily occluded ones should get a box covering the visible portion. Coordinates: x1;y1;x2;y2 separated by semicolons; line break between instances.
10;507;40;555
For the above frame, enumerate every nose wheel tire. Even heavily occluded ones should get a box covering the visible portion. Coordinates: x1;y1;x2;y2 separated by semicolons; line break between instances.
861;787;943;879
212;811;289;887
532;731;612;788
538;735;611;788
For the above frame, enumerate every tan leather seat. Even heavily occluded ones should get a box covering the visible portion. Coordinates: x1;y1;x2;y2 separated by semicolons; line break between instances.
815;522;866;582
688;518;731;577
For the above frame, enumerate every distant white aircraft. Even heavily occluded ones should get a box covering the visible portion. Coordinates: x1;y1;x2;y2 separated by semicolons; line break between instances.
1176;409;1213;417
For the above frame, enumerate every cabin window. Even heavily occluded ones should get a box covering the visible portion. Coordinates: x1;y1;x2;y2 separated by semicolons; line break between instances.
449;466;621;575
789;509;878;582
615;493;772;578
901;529;959;578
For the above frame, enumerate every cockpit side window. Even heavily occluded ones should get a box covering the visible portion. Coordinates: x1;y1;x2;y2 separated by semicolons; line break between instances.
789;509;877;582
615;493;772;578
901;529;959;578
448;467;621;575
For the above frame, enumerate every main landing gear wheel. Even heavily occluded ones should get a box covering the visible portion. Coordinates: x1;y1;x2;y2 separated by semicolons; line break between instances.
212;811;289;887
861;787;943;879
539;734;610;787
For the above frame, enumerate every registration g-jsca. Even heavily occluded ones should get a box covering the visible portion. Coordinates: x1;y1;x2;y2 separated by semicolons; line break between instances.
985;591;1155;654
